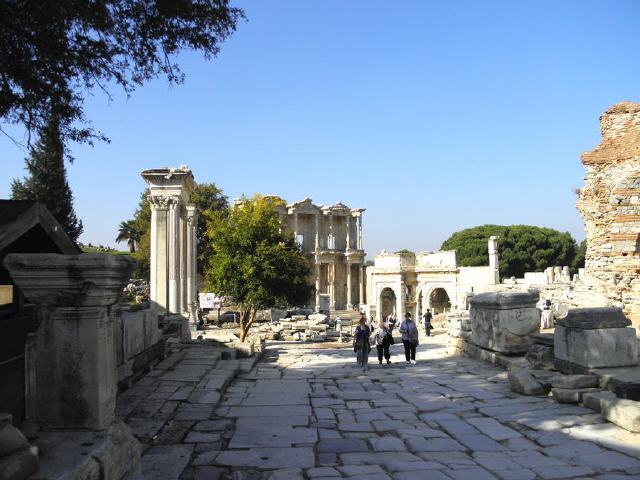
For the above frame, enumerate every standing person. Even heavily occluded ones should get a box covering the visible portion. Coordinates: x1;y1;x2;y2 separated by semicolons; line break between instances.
399;312;419;364
373;320;392;365
423;308;433;337
353;316;371;370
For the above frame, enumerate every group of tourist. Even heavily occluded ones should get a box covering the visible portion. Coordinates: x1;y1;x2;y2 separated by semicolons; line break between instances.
353;309;433;370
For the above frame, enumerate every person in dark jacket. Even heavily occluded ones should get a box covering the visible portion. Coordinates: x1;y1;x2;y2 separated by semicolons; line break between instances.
353;316;371;370
423;308;433;337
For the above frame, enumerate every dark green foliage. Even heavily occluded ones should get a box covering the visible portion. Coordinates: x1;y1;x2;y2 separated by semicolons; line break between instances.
395;249;415;255
441;224;579;279
10;117;83;243
572;239;587;272
0;0;244;145
203;195;313;341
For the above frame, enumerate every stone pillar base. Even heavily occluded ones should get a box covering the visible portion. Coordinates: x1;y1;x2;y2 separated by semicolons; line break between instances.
33;421;140;480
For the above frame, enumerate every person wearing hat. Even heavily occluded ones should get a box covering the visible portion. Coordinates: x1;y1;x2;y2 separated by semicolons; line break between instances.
398;312;419;364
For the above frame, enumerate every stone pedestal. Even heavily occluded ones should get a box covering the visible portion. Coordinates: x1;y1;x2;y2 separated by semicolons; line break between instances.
554;307;638;371
3;253;135;430
469;290;540;354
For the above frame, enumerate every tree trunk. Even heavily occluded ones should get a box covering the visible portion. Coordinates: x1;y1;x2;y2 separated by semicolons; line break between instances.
239;307;256;342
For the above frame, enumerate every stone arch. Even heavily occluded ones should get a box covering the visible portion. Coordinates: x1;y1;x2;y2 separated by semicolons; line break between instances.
379;287;397;321
426;285;453;314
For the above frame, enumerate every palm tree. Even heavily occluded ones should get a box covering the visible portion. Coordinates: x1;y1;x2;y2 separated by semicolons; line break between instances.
116;220;140;253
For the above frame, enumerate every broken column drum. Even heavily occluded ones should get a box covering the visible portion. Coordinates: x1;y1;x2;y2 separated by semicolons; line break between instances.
469;290;540;354
554;307;638;371
3;253;135;430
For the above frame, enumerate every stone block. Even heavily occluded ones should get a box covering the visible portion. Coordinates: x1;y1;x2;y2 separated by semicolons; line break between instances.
469;290;540;353
554;324;638;370
508;368;545;396
549;374;598;389
525;344;554;369
551;388;599;404
599;394;640;433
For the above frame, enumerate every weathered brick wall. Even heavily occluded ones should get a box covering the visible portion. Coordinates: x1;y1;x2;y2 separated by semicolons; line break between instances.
577;101;640;328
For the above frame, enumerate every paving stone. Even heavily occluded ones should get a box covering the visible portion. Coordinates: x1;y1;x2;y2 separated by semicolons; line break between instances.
541;441;603;460
532;466;595;479
369;437;406;452
135;444;194;479
579;450;640;471
392;471;451;480
465;417;522;440
404;437;466;452
226;405;312;417
229;424;317;448
183;432;221;443
215;447;315;469
317;438;369;453
306;467;340;477
445;467;499;480
265;468;304;480
339;465;386;475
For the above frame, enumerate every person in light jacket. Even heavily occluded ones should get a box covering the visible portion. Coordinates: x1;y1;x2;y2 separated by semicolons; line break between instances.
398;312;419;364
373;320;392;365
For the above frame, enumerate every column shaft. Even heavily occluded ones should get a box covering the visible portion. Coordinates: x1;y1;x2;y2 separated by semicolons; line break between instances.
346;262;352;309
359;264;365;307
168;202;180;314
150;205;158;303
346;216;351;250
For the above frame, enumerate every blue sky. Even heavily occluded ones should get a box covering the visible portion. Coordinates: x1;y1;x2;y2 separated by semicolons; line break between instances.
2;0;639;256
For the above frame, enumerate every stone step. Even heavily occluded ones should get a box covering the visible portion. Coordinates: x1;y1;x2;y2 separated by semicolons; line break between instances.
583;391;640;432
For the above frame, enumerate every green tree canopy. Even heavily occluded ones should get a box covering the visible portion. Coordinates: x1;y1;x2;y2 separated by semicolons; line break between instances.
122;183;227;278
10;115;83;243
203;195;313;341
0;0;244;145
440;225;579;279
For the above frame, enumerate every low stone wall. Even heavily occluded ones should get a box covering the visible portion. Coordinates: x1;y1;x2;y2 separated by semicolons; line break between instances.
114;305;165;389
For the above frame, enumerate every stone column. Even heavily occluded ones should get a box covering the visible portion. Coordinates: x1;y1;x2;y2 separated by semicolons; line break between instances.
3;253;135;429
488;236;499;284
346;215;351;250
179;213;187;314
315;262;321;312
329;213;334;249
186;204;198;322
330;261;336;310
358;215;363;250
293;211;299;243
359;264;365;307
168;199;181;314
314;213;320;251
149;196;169;310
397;282;405;321
346;262;353;310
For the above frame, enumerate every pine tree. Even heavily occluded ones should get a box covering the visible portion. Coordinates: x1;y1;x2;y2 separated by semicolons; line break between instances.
10;117;83;243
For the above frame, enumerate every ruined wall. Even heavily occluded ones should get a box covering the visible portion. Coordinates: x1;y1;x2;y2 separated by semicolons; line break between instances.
577;101;640;328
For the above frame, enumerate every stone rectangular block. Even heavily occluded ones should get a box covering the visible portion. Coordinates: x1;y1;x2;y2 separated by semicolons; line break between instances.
554;325;638;369
469;290;540;353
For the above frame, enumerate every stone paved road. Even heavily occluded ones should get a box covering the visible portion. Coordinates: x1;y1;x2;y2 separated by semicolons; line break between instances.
128;334;640;480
